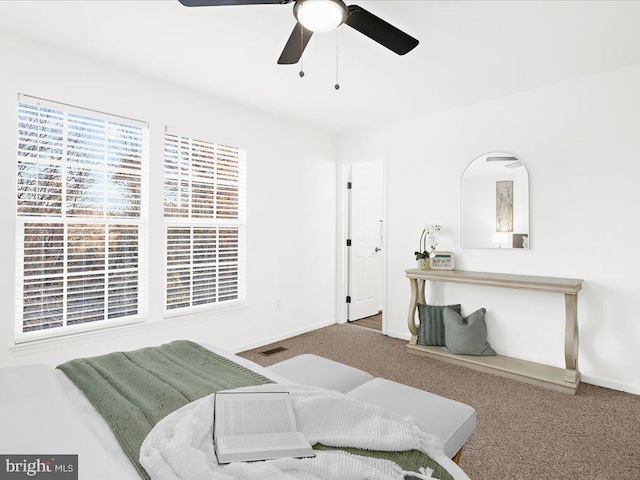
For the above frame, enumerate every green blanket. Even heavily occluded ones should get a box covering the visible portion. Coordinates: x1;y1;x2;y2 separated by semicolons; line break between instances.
58;341;452;480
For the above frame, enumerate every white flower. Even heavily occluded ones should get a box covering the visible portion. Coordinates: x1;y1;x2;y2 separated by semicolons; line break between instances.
419;224;442;254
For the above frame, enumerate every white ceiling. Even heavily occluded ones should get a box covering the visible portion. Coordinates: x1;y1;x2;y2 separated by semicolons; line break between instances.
2;1;640;133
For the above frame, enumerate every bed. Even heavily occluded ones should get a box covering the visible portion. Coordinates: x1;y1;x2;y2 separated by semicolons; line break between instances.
0;342;469;480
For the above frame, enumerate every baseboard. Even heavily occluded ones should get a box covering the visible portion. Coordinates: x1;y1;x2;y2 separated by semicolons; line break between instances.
386;329;638;395
231;319;336;354
386;329;412;341
581;374;640;395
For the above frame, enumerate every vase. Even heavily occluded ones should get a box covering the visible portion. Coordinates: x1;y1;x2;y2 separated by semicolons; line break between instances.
417;258;429;270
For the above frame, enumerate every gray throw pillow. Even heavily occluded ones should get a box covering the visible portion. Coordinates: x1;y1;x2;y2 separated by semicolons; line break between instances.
417;303;461;346
442;307;496;356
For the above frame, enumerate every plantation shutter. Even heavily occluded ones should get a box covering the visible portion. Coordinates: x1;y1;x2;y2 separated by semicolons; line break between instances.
15;95;148;341
164;132;246;311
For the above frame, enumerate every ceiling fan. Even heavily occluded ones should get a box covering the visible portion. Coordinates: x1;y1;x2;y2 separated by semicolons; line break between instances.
178;0;419;65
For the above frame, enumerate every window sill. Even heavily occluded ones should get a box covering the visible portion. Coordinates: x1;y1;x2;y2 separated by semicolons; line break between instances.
163;300;247;320
10;304;248;357
14;316;147;346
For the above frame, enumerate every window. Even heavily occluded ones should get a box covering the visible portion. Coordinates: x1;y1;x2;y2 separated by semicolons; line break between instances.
164;132;246;312
15;95;148;341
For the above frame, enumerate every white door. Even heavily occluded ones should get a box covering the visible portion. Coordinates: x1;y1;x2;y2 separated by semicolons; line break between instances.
348;160;384;321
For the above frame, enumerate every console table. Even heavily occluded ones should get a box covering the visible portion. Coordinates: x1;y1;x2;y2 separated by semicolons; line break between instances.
405;269;583;394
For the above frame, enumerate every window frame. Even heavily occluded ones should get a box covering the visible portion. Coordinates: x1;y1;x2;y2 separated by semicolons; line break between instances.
14;94;149;344
163;129;247;317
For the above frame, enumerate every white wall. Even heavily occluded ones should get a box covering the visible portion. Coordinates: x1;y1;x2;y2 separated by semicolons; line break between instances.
337;63;640;394
0;31;336;367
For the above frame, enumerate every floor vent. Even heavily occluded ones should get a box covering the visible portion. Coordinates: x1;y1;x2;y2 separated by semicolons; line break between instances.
259;346;288;356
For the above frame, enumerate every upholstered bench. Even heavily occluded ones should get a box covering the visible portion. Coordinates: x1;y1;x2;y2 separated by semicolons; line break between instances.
268;354;374;393
268;354;476;462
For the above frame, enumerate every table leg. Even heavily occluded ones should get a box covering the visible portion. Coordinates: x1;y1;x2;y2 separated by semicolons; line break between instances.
407;278;419;343
564;293;580;383
418;279;426;305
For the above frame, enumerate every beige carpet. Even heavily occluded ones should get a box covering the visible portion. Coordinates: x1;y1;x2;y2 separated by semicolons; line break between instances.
239;324;640;480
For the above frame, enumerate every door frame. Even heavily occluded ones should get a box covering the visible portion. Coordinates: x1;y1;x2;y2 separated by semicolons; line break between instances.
336;155;388;333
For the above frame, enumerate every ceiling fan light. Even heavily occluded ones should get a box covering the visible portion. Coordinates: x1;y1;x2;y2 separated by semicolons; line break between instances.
294;0;348;33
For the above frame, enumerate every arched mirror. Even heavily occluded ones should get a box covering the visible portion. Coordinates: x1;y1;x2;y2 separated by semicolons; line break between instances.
461;152;530;249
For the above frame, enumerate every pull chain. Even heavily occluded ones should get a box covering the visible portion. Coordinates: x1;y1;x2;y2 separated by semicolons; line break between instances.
299;20;305;78
335;29;340;90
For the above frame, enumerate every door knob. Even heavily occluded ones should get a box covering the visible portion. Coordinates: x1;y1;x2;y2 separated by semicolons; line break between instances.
374;247;381;252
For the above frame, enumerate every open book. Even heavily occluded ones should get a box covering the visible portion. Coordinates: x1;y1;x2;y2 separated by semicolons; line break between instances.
213;391;316;464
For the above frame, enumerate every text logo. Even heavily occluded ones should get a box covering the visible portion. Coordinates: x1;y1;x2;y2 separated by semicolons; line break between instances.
0;456;77;480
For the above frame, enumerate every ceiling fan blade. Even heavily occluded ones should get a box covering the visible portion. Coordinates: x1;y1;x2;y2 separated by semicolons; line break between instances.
179;0;292;7
486;157;518;162
278;23;313;65
345;5;419;55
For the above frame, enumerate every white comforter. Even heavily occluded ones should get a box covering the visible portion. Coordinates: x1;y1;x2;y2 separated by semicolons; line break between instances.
140;384;443;480
0;345;468;480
